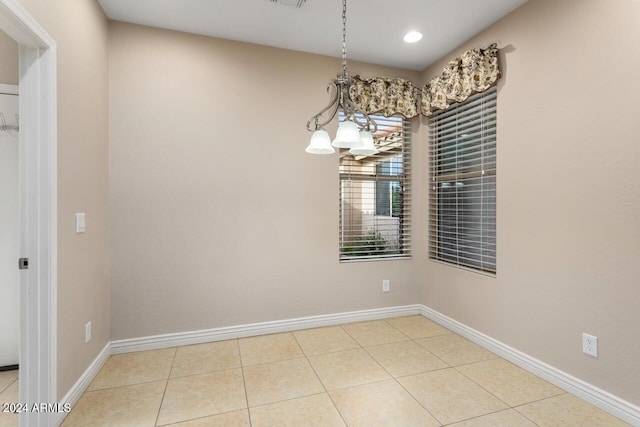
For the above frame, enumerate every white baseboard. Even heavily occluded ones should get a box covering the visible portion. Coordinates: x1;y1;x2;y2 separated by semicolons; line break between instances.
55;342;111;426
53;304;420;425
55;304;639;427
110;304;423;354
419;305;640;426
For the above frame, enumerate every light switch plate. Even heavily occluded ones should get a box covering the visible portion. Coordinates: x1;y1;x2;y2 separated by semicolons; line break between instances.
85;321;92;343
76;213;86;233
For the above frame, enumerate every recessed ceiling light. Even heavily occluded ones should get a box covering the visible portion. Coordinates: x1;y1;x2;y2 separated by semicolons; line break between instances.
403;31;423;43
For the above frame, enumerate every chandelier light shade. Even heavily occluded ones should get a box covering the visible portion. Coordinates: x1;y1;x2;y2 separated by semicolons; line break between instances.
305;0;378;156
305;128;335;154
350;130;377;155
332;120;362;148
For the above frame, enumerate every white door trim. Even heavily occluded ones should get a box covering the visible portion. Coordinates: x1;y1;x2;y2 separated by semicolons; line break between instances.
0;1;57;426
0;83;18;94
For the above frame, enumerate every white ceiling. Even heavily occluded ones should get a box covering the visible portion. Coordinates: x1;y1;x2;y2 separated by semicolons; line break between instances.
97;0;527;71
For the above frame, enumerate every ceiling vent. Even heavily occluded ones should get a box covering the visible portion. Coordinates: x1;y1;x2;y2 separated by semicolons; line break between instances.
269;0;307;8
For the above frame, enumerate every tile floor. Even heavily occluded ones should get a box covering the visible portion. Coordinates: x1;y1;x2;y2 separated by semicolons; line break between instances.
0;316;632;426
0;369;18;427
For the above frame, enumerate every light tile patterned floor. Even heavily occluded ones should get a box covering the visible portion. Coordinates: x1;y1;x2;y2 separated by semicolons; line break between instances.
0;316;632;426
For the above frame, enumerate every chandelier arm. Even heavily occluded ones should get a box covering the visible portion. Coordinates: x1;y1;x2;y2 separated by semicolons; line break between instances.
361;113;378;134
306;82;340;131
343;95;378;134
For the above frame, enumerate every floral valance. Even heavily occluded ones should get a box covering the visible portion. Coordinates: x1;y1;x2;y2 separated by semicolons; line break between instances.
421;43;500;116
348;43;501;118
350;76;419;118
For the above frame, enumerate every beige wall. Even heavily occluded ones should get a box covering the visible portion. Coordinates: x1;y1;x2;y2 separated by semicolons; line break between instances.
108;22;423;340
16;0;110;397
419;0;640;406
12;0;638;409
0;29;18;84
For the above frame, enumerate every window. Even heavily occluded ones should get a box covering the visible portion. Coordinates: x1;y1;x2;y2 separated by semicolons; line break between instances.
375;158;402;218
339;114;411;261
428;86;496;273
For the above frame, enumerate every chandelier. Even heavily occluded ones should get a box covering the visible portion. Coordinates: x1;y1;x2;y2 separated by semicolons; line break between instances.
305;0;378;156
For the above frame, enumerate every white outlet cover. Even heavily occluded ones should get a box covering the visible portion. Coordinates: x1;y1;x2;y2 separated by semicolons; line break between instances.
582;333;598;357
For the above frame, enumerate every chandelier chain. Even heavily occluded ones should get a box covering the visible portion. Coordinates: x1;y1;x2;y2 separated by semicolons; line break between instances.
305;0;378;139
341;0;347;77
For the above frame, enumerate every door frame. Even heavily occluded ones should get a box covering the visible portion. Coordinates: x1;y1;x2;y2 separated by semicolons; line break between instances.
0;1;57;426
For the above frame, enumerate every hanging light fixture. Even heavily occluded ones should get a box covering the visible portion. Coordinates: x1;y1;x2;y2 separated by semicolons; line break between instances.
305;0;378;156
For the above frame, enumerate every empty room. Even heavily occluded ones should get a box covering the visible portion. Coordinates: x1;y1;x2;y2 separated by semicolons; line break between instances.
0;0;638;426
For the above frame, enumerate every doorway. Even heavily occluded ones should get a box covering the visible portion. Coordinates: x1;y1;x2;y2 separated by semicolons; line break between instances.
0;0;57;426
0;83;19;427
0;84;19;371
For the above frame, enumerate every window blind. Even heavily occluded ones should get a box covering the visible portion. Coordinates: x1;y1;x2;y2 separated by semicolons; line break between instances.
428;86;496;273
339;113;412;261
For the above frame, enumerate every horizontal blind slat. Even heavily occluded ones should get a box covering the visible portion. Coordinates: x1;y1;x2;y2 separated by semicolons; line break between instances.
428;86;496;274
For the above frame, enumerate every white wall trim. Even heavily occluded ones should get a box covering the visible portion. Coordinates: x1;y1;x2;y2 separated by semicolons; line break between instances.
0;83;18;94
57;304;638;426
56;305;421;424
111;304;423;354
0;0;53;48
19;41;58;427
419;305;640;426
54;343;111;426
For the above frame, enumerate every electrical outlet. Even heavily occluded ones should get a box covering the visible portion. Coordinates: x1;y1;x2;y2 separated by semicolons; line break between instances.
382;280;390;292
85;321;92;344
582;333;598;357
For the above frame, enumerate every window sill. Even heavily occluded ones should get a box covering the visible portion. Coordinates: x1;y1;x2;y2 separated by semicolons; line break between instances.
340;255;412;263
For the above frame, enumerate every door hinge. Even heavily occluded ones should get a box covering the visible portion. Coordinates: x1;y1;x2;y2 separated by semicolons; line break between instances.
18;257;29;270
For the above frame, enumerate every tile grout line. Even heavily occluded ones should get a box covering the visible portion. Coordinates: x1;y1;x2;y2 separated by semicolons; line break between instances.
338;323;364;349
0;375;18;396
157;409;249;427
237;339;253;427
509;406;543;427
357;320;459;425
346;317;460;425
302;320;444;425
415;333;510;408
333;325;402;424
80;378;169;394
371;318;513;426
154;347;178;427
239;355;307;370
389;354;446;426
290;329;350;426
399;333;502;424
438;408;540;427
450;361;515;410
361;333;453;377
510;391;573;427
451;358;567;412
